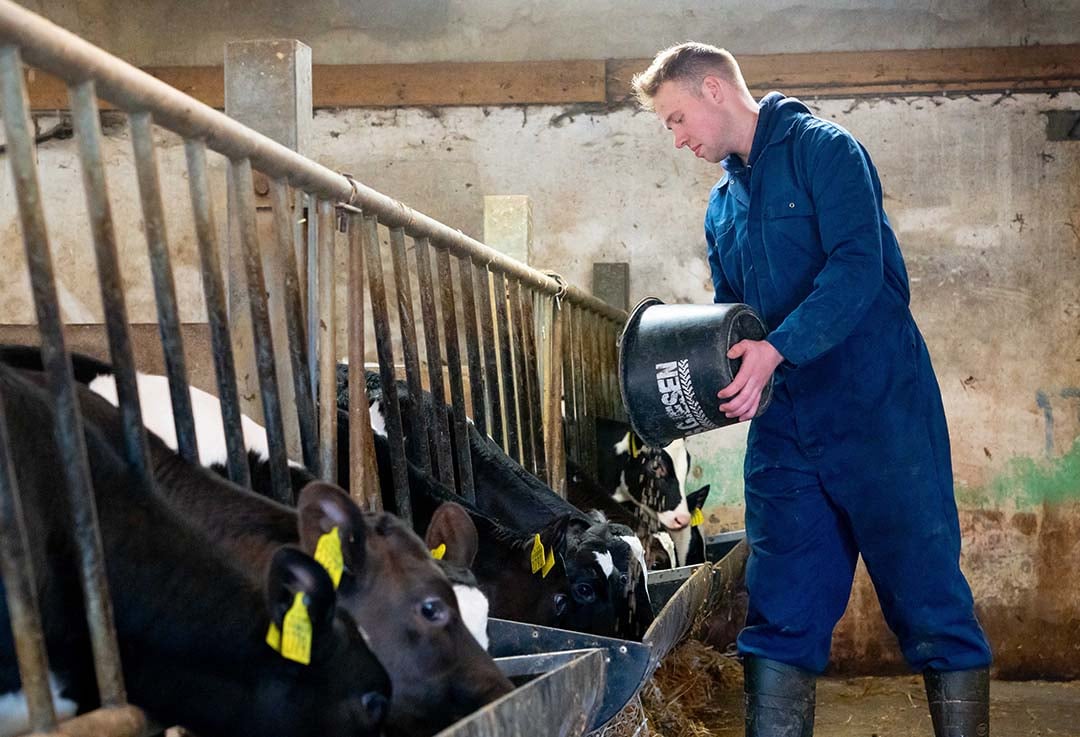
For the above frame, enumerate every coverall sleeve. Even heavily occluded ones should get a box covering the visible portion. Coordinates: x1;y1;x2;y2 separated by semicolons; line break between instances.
764;126;884;366
705;209;740;305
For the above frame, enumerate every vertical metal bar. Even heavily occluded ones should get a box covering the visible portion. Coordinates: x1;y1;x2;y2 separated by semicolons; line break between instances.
561;302;577;465
306;192;319;417
185;140;250;488
70;80;154;487
229;158;291;504
270;179;318;474
457;255;487;439
0;385;57;731
389;227;431;474
508;279;534;474
545;299;567;495
316;199;337;483
521;287;546;481
492;271;520;462
602;318;615;419
130;112;199;466
585;310;602;478
1;46;127;708
572;305;588;472
475;264;504;450
347;210;381;512
437;247;474;499
363;216;411;521
414;237;455;487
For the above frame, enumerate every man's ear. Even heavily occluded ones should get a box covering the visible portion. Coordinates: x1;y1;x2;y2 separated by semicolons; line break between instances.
701;75;725;103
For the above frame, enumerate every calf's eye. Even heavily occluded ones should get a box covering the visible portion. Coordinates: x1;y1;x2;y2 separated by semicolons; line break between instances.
419;597;449;624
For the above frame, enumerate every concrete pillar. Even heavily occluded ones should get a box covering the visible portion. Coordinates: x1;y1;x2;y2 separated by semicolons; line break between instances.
224;39;312;457
592;262;629;311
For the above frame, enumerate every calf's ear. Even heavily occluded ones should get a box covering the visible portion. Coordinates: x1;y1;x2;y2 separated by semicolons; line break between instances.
265;546;338;661
296;481;368;577
539;514;574;552
425;502;479;567
685;484;711;512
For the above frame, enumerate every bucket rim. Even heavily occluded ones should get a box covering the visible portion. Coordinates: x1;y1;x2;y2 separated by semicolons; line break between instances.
618;296;666;447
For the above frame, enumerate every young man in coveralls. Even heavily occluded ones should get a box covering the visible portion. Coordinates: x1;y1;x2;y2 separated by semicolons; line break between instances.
632;43;992;737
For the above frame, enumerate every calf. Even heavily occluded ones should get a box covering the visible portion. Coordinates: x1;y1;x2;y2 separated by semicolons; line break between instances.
6;361;511;737
0;366;390;737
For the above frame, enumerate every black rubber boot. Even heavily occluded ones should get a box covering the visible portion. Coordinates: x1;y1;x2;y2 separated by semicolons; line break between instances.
743;656;816;737
924;668;990;737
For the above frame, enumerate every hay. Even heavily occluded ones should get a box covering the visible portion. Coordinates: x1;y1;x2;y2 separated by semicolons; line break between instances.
639;639;743;737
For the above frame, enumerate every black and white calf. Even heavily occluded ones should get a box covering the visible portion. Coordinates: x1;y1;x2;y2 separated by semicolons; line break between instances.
0;365;391;737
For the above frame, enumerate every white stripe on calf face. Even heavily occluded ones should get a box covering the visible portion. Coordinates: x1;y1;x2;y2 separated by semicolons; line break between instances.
593;551;614;578
618;534;647;577
664;438;689;495
369;400;387;438
452;584;490;651
652;531;677;570
0;672;77;737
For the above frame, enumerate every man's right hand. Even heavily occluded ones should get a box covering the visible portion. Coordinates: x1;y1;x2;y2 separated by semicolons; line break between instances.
717;339;783;421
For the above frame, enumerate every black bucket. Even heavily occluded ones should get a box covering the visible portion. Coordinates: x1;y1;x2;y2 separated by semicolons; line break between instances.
618;297;773;447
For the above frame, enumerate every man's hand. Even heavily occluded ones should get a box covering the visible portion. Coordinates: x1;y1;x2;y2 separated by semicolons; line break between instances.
717;339;784;421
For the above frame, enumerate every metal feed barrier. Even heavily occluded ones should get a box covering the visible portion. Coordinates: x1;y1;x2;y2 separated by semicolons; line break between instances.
0;2;742;734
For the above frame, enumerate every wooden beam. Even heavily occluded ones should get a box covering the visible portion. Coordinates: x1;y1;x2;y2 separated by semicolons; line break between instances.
22;45;1080;111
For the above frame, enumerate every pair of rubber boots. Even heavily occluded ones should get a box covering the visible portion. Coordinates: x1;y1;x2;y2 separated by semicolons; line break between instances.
743;656;989;736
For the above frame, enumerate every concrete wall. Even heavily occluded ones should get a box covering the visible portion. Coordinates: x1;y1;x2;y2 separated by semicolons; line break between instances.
2;0;1079;676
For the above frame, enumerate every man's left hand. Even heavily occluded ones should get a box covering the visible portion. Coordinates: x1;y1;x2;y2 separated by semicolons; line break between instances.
717;339;784;421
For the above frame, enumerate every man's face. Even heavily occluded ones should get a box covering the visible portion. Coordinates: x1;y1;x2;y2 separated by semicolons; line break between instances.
652;78;728;164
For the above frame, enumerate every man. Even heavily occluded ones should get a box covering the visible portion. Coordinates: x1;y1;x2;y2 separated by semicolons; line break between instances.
632;43;992;737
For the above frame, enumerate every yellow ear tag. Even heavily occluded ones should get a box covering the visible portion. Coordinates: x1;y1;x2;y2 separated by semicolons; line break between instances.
313;527;344;590
280;591;313;665
530;534;545;574
430;543;447;560
629;434;640;459
542;546;556;578
266;621;282;652
691;508;705;527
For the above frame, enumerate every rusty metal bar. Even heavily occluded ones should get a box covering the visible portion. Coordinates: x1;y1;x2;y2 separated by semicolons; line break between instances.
0;2;624;321
35;704;146;737
571;305;588;472
316;198;337;483
0;44;127;708
507;279;534;474
585;311;602;477
437;248;474;499
363;215;411;521
70;79;154;488
414;237;454;487
346;211;381;512
560;302;576;465
185;140;250;488
230;157;291;504
0;383;57;731
492;272;520;462
544;300;567;495
130;111;199;467
475;264;504;450
520;288;546;481
389;227;431;474
270;178;318;474
457;254;487;438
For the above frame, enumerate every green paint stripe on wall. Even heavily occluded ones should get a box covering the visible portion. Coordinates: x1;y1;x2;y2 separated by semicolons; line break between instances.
692;448;745;511
956;438;1080;509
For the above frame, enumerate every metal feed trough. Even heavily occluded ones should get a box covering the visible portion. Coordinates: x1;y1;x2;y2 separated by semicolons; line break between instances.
0;2;733;734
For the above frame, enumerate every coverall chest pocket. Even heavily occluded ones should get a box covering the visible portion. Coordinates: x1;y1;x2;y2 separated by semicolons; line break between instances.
762;193;822;265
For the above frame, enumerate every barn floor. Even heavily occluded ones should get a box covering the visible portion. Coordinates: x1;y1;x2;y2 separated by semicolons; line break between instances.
640;643;1080;736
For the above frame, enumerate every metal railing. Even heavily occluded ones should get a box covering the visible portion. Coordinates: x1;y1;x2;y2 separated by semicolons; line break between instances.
0;1;627;733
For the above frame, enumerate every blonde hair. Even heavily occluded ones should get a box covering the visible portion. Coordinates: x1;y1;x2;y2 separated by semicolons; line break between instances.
631;42;747;111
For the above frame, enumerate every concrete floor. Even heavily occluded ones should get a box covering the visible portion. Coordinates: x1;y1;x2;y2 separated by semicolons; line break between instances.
689;675;1080;736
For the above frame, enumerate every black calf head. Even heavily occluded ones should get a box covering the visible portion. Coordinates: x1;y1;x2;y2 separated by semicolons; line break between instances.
295;483;512;737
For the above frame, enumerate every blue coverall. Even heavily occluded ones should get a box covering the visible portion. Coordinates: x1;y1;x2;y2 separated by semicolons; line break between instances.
705;92;992;674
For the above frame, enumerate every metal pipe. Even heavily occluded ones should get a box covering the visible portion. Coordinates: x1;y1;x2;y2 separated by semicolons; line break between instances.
70;79;154;487
362;215;411;521
544;299;566;495
437;248;474;499
270;179;318;474
389;227;431;474
229;157;291;504
0;1;623;321
0;45;126;708
0;384;57;732
457;254;487;439
520;288;546;481
184;140;250;488
492;272;520;462
585;311;602;477
474;264;504;451
571;305;588;471
507;279;534;474
34;704;146;737
346;211;381;512
316;198;337;483
560;303;577;465
414;236;454;487
130;111;199;466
